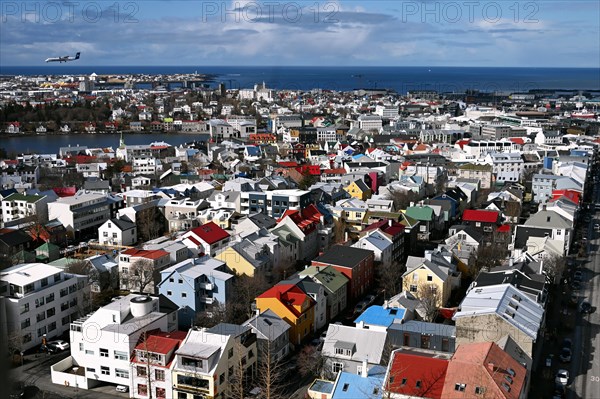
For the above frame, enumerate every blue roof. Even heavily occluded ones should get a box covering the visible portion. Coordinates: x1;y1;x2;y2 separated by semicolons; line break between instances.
354;305;406;328
245;146;261;156
331;368;385;399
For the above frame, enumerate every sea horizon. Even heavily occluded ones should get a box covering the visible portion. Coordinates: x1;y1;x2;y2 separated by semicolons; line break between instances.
1;65;599;92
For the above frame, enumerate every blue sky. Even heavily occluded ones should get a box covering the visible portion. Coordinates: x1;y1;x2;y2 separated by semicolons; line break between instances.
1;0;599;66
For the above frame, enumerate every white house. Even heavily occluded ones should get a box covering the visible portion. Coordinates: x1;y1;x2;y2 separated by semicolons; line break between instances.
98;217;137;246
352;230;393;268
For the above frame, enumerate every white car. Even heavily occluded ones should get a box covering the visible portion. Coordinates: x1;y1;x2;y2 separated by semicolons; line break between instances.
47;340;70;351
116;385;128;393
555;369;569;386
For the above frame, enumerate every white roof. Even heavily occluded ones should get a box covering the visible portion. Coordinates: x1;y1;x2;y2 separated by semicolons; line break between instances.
0;263;62;286
454;283;544;340
321;324;387;364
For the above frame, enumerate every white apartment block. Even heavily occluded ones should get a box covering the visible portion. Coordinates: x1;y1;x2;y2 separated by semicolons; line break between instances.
118;248;171;294
76;163;107;179
50;294;178;391
316;127;337;142
490;153;524;183
374;105;399;119
164;197;205;233
357;114;383;132
0;263;89;351
1;192;52;227
463;140;520;158
209;119;236;140
48;191;112;237
133;156;163;176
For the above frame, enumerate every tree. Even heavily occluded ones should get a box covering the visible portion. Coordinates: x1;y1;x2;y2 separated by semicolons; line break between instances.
386;188;421;211
297;344;327;380
418;283;441;322
133;330;165;399
124;258;159;294
137;206;164;242
255;339;287;399
333;218;348;244
504;200;522;224
6;331;23;366
471;242;506;273
227;274;272;324
376;260;404;299
298;170;317;190
543;254;567;285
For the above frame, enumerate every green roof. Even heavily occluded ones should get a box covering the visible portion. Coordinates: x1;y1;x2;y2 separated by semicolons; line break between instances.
12;250;36;263
4;193;44;203
405;206;434;221
35;242;60;252
458;163;493;171
299;265;349;293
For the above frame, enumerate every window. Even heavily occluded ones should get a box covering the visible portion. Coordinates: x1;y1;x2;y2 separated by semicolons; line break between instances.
40;277;48;287
507;368;516;377
23;333;32;343
179;279;183;284
35;297;45;308
455;383;466;392
442;338;449;352
24;283;34;294
182;292;187;298
501;382;511;392
47;307;56;318
410;285;417;293
36;312;45;322
167;291;172;296
20;303;29;314
155;369;165;381
100;348;109;357
475;386;486;395
156;387;166;398
228;348;234;358
421;335;431;349
115;368;129;378
114;350;128;360
416;380;422;389
332;362;343;373
48;322;56;331
85;349;94;355
178;393;186;399
101;366;110;375
182;357;202;368
219;373;225;384
46;293;54;303
401;378;407;386
86;367;95;373
504;375;513;384
79;343;84;351
138;384;148;396
21;318;30;329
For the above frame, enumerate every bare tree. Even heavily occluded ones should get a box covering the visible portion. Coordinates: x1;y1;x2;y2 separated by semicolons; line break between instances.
471;242;507;273
297;345;328;380
376;260;404;299
227;274;272;324
333;218;348;244
124;258;159;294
386;188;421;211
255;339;287;399
543;254;567;285
6;331;23;366
137;207;164;242
417;283;441;322
504;200;522;224
194;302;229;328
226;341;252;399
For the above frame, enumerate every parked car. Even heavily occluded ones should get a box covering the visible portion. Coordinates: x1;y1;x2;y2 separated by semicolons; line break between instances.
354;301;368;314
573;270;583;282
559;347;571;363
580;301;592;314
45;343;60;354
555;369;569;386
116;385;128;393
47;340;70;351
545;354;553;368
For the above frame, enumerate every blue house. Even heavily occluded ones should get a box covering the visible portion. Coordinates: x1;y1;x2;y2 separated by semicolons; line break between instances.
157;256;234;328
354;305;407;331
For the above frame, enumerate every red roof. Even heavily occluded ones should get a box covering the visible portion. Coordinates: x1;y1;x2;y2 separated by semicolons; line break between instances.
279;209;319;235
53;187;77;197
456;139;470;149
497;224;511;233
385;350;449;399
363;219;405;237
122;248;169;260
323;168;346;175
551;189;581;204
508;137;525;145
278;161;298;168
462;209;499;223
133;331;186;356
187;222;230;245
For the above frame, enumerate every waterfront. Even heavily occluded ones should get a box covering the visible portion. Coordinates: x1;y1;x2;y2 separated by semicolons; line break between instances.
0;133;209;154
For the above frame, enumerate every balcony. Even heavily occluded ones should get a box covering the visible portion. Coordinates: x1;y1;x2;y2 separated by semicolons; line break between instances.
200;296;214;304
198;282;213;290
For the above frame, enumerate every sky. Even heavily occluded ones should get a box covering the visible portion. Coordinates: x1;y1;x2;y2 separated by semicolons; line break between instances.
1;0;599;67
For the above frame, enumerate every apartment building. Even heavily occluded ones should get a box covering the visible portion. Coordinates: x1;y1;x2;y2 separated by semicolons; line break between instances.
118;248;171;294
164;197;205;233
0;263;89;351
1;192;54;227
239;189;312;218
51;294;178;390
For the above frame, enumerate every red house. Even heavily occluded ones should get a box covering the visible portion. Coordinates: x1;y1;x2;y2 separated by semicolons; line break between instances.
462;209;501;236
181;222;230;257
384;348;449;399
311;245;374;302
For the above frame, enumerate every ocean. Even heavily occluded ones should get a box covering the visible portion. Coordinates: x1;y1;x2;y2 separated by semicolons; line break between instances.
1;66;599;93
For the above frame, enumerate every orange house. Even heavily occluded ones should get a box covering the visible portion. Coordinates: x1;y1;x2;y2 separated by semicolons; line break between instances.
255;283;315;346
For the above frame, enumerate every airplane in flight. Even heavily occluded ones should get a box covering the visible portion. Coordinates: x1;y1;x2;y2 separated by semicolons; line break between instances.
45;52;80;63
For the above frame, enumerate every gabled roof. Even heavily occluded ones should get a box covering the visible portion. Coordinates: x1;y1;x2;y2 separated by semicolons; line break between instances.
354;305;406;328
405;205;434;221
108;217;136;231
187;221;230;244
313;245;373;269
322;324;387;364
384;348;449;399
121;248;169;260
243;309;290;341
133;330;186;357
298;265;349;293
524;209;572;230
454;284;544;340
442;342;527;399
257;283;315;318
462;209;499;223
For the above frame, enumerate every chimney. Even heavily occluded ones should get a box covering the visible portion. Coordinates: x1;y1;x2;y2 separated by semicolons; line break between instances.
361;357;369;378
509;258;514;267
383;300;389;309
487;362;495;373
316;266;320;273
542;204;546;211
388;219;392;227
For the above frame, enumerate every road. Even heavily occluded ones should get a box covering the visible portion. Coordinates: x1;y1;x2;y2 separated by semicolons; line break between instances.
570;177;600;399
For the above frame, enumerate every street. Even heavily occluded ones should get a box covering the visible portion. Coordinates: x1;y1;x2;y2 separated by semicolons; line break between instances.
570;181;600;399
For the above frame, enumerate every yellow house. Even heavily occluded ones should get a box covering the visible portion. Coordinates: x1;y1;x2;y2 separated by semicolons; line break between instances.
255;283;315;346
402;252;460;308
214;241;270;277
344;179;372;200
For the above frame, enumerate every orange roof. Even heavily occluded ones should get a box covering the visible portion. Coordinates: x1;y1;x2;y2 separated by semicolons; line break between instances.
442;342;526;399
385;350;449;398
257;283;315;318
